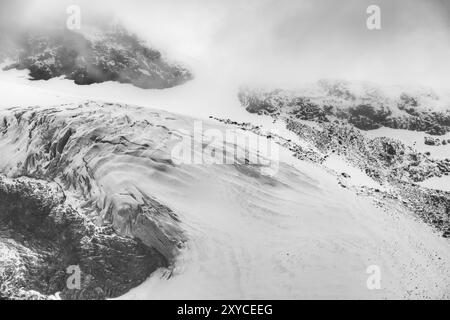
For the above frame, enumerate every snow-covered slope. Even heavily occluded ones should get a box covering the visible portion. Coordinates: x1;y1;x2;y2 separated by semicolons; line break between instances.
120;147;450;299
1;50;450;299
0;99;449;300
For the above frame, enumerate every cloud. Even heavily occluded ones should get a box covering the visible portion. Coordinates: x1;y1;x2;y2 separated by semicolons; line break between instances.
1;0;450;89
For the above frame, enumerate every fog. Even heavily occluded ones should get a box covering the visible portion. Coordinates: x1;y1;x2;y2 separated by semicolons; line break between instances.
1;0;450;89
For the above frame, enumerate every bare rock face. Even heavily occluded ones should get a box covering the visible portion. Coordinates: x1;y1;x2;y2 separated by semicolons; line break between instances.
0;176;164;300
238;80;450;135
0;102;188;299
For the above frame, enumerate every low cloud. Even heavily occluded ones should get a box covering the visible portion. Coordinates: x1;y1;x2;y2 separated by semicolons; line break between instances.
1;0;450;89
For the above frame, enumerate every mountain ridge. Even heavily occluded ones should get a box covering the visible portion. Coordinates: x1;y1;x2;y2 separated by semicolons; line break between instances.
1;24;192;89
239;79;450;135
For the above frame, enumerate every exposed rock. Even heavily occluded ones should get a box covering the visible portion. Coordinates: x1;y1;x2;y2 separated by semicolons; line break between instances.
2;25;192;89
395;182;450;237
238;80;450;135
424;136;450;146
238;89;283;116
0;176;164;300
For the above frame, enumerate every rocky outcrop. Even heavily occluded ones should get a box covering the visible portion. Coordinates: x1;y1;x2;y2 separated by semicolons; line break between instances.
0;176;164;300
285;118;450;237
424;136;450;146
238;80;450;135
396;183;450;238
2;25;192;89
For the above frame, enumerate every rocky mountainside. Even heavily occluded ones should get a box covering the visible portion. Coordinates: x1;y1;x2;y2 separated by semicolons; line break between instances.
1;25;192;89
239;80;450;135
214;115;450;239
211;80;450;239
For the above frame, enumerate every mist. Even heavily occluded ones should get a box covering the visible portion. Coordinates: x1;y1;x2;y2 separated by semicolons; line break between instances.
1;0;450;89
112;0;450;89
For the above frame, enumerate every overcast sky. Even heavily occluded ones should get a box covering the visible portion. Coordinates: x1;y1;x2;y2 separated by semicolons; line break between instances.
1;0;450;89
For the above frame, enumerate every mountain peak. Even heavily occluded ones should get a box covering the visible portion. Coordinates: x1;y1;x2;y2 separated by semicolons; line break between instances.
1;23;192;89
